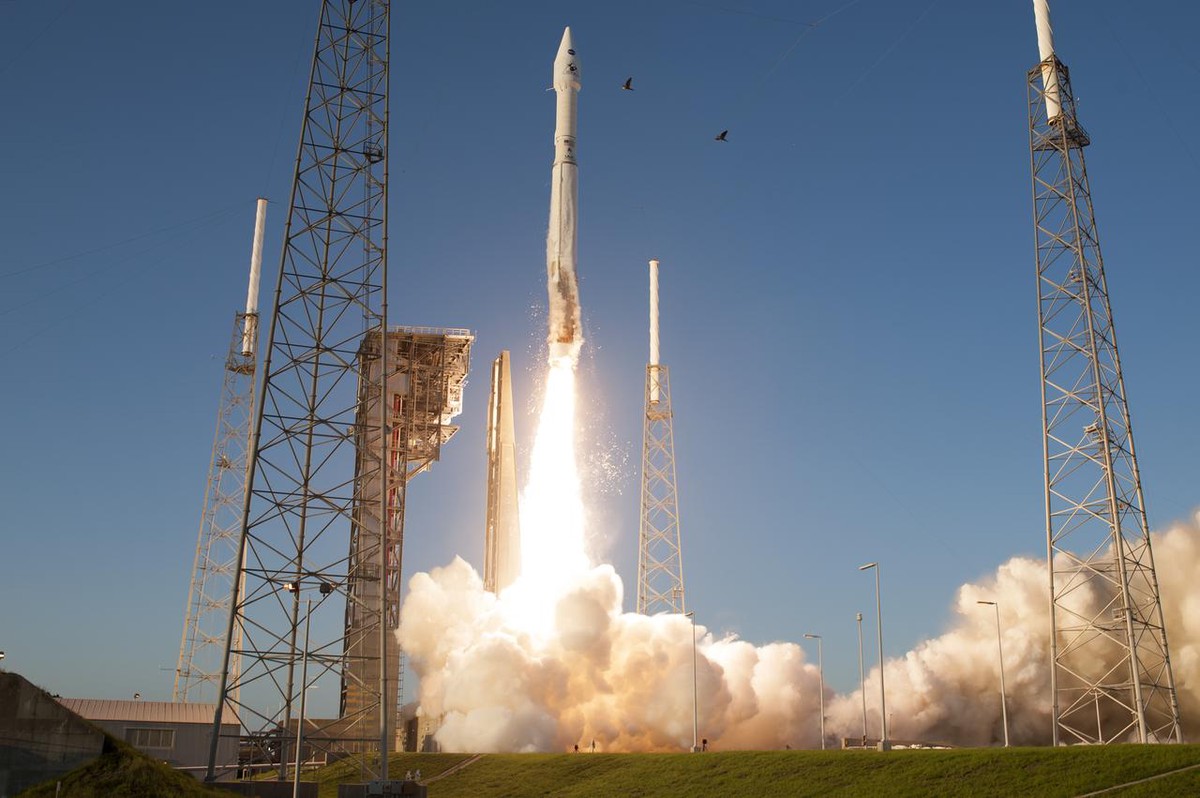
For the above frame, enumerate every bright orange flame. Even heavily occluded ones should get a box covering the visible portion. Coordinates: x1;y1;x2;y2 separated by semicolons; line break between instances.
505;355;591;634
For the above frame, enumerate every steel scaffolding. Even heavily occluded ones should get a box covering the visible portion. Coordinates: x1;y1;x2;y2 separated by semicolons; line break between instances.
1028;54;1182;745
206;0;392;780
175;311;256;703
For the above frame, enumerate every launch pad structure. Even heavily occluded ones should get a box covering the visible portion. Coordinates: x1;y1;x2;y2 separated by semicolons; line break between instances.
1028;0;1181;745
638;259;686;615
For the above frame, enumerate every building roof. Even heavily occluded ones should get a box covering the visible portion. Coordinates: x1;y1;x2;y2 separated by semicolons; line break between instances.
57;698;239;727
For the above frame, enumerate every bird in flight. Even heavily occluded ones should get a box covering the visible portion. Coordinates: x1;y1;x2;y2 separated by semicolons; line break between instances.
714;130;729;142
622;77;634;91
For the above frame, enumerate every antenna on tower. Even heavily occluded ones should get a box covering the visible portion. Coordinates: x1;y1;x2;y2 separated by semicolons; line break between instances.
175;197;266;705
1027;0;1181;746
638;259;686;615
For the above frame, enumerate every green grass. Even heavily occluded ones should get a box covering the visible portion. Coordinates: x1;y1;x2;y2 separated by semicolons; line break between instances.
29;741;1199;797
298;745;1200;798
1100;763;1200;796
308;752;475;798
18;733;229;798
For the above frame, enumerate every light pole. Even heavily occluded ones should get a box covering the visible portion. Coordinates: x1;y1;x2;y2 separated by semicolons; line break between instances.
285;580;332;797
685;611;699;752
803;634;825;750
859;562;888;750
977;600;1010;747
856;612;867;744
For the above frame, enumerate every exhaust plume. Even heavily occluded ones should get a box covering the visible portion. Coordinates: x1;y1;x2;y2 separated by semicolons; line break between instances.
399;515;1200;751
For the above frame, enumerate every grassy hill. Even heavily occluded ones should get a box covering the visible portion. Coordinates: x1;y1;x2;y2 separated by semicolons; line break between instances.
19;734;229;798
305;745;1200;798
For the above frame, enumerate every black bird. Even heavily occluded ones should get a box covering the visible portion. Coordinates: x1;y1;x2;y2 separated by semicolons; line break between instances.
622;77;634;91
714;130;729;142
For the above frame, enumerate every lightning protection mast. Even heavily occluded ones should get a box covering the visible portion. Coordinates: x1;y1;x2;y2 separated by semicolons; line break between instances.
1028;0;1181;745
637;259;686;615
175;198;267;703
206;0;393;781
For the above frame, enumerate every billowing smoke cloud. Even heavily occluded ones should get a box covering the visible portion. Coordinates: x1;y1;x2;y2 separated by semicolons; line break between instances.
398;516;1200;751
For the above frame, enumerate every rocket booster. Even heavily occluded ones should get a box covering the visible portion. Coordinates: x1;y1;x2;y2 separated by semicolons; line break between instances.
546;27;583;362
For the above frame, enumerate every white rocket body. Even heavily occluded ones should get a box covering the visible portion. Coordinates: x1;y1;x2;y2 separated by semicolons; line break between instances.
546;27;583;363
1032;0;1062;121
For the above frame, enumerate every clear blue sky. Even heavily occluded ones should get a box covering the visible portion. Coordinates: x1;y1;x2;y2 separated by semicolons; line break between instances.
1;0;1198;712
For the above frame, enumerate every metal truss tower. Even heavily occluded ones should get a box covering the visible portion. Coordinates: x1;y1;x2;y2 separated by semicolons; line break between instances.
176;199;267;703
638;259;686;615
206;0;393;780
1028;1;1181;746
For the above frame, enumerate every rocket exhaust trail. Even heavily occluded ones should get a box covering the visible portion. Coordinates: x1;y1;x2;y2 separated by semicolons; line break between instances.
547;27;582;363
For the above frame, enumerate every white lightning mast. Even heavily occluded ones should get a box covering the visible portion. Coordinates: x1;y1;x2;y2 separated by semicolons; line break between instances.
638;259;686;614
175;198;266;702
1026;0;1182;745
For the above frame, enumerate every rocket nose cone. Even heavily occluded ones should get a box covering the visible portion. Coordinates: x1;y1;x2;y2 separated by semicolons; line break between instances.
553;26;580;89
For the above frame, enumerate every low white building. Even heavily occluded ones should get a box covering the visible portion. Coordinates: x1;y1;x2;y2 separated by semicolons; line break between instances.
56;698;240;780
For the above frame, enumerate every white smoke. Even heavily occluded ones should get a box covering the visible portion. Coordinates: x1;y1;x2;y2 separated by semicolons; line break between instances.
399;517;1200;752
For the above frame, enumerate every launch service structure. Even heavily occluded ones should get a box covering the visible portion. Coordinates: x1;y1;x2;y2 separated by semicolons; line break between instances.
1028;0;1181;745
206;0;397;780
637;259;686;615
175;198;267;703
344;326;472;750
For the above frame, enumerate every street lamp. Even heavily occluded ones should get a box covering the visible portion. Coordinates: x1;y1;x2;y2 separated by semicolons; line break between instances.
685;611;699;752
856;612;867;744
803;634;825;750
285;580;332;798
859;562;888;750
977;600;1010;747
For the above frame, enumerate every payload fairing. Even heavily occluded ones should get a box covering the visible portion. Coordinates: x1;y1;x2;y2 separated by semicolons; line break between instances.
546;27;583;362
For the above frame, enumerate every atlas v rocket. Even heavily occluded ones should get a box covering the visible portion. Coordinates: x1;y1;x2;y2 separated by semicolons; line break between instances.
546;27;583;362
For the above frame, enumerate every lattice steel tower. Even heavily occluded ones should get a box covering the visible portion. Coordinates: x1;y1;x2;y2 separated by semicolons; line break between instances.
1028;0;1181;745
206;0;394;780
175;199;268;703
638;259;686;615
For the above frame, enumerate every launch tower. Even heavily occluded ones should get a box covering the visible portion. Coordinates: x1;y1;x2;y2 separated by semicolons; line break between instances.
175;199;267;702
1028;0;1181;745
206;0;395;779
637;259;686;615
